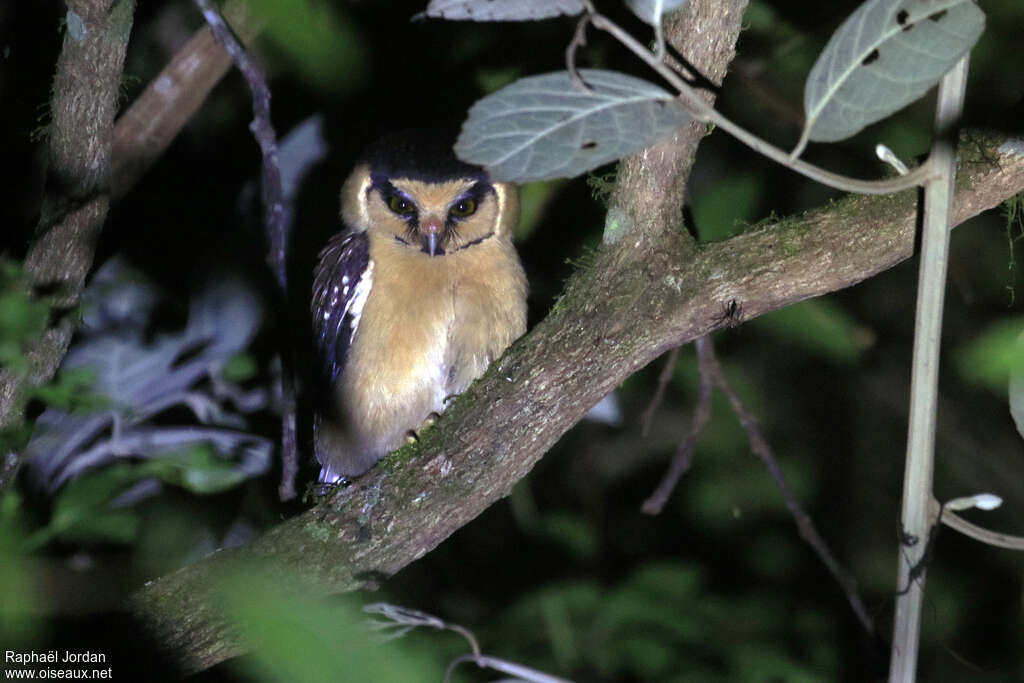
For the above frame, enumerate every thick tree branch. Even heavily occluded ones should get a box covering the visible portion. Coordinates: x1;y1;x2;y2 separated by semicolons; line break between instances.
0;0;134;449
130;129;1024;672
610;1;746;248
111;0;263;199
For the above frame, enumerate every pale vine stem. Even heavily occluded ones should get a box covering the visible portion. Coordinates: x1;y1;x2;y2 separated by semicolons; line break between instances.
888;56;970;683
582;6;937;195
939;504;1024;550
362;603;571;683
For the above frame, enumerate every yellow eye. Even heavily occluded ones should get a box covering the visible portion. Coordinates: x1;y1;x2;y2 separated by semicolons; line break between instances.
387;195;415;216
450;198;477;218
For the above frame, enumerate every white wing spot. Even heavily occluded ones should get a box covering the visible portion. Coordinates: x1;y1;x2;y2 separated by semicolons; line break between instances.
348;260;374;343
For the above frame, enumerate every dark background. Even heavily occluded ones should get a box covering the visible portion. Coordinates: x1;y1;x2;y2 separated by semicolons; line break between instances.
1;0;1022;680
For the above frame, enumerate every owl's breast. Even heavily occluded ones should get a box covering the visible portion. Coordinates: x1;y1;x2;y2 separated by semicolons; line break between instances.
338;232;526;456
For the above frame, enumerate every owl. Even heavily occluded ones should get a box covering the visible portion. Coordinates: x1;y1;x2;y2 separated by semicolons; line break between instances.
311;130;527;482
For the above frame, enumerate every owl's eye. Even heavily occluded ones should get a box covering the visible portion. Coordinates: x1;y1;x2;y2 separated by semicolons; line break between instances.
449;198;477;218
387;194;416;216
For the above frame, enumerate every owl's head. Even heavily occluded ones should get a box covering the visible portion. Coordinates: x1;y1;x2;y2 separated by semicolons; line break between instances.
339;130;519;256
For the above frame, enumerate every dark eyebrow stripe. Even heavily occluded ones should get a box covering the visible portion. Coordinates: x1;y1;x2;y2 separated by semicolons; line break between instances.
368;178;417;208
456;181;494;203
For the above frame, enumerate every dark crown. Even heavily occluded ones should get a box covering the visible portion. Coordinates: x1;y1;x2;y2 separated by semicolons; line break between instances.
362;129;490;184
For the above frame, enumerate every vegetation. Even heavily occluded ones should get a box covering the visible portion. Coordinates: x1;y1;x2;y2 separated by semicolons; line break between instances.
1;0;1023;681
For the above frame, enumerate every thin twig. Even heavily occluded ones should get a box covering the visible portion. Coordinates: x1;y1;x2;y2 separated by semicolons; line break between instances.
193;0;298;501
363;603;572;683
700;337;876;638
565;13;593;92
585;9;937;195
640;345;681;437
446;654;573;683
642;341;711;514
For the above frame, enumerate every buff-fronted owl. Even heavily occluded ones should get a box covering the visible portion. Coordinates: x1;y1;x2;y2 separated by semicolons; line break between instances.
311;130;527;482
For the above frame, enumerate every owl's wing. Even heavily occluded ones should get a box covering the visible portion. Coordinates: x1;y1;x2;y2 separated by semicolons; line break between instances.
311;230;372;385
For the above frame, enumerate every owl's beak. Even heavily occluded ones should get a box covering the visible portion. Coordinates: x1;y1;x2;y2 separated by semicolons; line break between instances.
422;215;443;257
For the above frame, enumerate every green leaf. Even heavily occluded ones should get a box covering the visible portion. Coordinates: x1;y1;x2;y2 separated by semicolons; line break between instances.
535;511;597;559
0;290;48;345
31;368;107;413
219;568;442;683
751;299;871;364
47;464;148;545
54;509;140;544
956;318;1024;390
221;353;257;383
475;66;522;94
795;0;985;155
248;0;367;95
0;495;41;644
144;446;247;495
956;319;1024;440
690;174;763;242
456;69;692;182
516;180;566;241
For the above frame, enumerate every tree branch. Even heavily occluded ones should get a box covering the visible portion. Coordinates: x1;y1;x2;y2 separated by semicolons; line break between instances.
0;0;134;466
111;0;263;200
129;128;1024;672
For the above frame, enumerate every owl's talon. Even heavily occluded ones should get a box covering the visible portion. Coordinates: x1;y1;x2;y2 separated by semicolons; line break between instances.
405;430;419;444
422;412;441;429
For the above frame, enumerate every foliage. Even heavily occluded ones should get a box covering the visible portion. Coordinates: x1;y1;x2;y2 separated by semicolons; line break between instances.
796;0;984;153
0;262;49;377
22;258;271;494
3;0;1024;680
491;562;834;681
246;0;368;95
219;569;445;682
453;0;985;182
455;69;692;182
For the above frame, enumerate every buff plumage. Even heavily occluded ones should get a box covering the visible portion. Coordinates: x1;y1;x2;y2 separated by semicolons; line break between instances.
311;131;527;482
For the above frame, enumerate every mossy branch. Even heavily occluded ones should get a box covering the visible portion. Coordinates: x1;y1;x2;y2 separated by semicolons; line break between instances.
129;36;1024;681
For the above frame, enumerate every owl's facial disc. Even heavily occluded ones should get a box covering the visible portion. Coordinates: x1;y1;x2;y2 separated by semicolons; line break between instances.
370;177;492;257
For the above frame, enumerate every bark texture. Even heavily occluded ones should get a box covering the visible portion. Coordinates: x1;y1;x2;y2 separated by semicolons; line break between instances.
131;131;1023;673
0;0;134;437
125;0;1024;672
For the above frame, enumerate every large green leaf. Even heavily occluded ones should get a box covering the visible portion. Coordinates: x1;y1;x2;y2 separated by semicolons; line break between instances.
795;0;984;155
220;569;441;683
456;69;692;182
